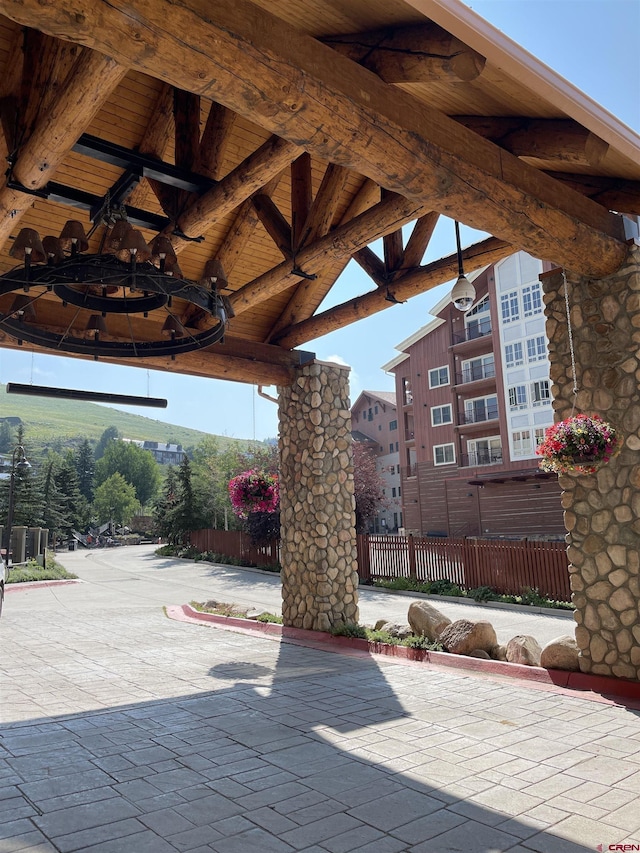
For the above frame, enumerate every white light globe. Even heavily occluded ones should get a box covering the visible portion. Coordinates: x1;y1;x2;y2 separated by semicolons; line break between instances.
451;274;475;312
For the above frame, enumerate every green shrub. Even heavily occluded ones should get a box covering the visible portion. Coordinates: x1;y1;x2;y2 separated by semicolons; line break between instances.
469;585;495;602
401;635;444;651
365;629;401;645
256;612;283;624
427;578;464;597
7;556;77;584
330;622;368;639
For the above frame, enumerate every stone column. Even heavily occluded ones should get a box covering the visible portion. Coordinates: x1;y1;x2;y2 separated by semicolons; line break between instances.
543;243;640;680
278;360;359;631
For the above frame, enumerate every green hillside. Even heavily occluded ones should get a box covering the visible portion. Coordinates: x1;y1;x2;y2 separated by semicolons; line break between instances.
0;383;255;457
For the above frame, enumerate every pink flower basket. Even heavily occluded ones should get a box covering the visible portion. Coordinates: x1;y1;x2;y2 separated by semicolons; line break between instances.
536;414;620;475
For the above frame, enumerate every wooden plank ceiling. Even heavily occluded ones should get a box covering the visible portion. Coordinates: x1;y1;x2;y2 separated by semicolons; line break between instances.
0;0;637;385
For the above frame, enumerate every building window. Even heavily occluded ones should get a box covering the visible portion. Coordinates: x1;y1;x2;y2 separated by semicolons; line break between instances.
391;487;396;498
389;465;395;475
395;442;399;452
428;365;449;388
401;377;413;406
390;443;394;453
368;407;373;420
535;427;546;446
431;404;453;426
467;437;502;466
501;291;520;323
398;486;401;496
434;443;456;465
505;342;523;368
389;420;398;430
374;405;379;415
393;512;398;527
526;335;547;362
508;384;527;410
531;379;551;406
523;282;543;317
512;429;533;457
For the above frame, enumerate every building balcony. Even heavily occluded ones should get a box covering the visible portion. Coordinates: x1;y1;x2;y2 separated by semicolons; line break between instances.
455;363;496;385
404;429;415;442
457;408;499;426
460;448;503;467
402;464;418;479
452;320;492;345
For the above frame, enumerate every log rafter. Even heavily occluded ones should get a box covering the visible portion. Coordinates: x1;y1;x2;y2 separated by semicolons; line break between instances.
0;0;627;280
274;237;514;348
232;192;428;317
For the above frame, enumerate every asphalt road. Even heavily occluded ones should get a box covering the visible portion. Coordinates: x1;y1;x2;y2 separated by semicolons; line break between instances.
11;543;575;647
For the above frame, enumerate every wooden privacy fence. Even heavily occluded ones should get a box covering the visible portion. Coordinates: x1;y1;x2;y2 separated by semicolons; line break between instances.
189;528;279;567
357;534;571;602
187;529;571;602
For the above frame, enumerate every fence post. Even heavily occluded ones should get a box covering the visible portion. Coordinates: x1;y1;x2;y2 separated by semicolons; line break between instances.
408;534;416;579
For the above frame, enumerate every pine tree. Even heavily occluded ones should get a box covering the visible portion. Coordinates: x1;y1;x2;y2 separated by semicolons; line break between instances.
74;439;95;502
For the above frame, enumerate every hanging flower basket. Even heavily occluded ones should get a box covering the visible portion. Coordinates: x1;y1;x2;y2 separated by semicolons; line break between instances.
228;469;279;519
536;414;620;475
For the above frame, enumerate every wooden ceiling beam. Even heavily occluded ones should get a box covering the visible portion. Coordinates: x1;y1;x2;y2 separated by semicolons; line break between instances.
0;331;298;385
127;82;175;208
216;172;284;281
170;134;301;248
231;192;428;316
273;237;513;348
324;23;486;83
0;23;24;165
196;102;237;181
0;47;126;246
265;177;381;339
543;172;640;217
298;163;350;247
401;212;440;272
252;194;293;260
291;152;312;251
2;0;626;277
454;117;609;167
354;247;386;286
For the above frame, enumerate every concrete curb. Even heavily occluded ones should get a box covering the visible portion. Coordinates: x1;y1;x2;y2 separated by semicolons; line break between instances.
167;604;640;707
6;579;82;592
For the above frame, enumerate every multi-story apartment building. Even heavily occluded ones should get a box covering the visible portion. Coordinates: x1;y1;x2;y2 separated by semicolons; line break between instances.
123;439;186;465
382;251;565;539
350;391;402;533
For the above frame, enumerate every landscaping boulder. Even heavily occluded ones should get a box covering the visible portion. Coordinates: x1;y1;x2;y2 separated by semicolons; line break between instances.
375;621;413;640
490;645;508;662
468;649;491;659
506;635;542;666
540;635;580;671
438;619;497;655
408;601;451;641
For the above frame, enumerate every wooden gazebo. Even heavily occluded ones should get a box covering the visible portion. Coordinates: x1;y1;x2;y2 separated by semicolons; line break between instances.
0;0;639;676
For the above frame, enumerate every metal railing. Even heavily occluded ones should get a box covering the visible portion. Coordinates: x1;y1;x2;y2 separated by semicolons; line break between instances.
452;319;492;344
455;362;496;384
458;407;499;425
460;449;503;466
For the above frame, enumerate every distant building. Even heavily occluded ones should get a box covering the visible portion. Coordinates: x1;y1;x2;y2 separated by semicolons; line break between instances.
350;390;402;533
123;439;186;465
382;251;564;540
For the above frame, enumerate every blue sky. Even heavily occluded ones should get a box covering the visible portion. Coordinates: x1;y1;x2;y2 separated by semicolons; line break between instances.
2;0;638;442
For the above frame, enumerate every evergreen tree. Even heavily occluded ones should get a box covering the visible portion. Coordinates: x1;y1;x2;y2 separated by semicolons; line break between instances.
74;439;95;502
0;420;13;453
94;425;119;460
0;429;43;528
41;456;69;542
152;466;179;543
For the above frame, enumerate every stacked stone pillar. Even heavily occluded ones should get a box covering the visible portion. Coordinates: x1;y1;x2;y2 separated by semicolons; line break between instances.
278;360;359;631
543;243;640;680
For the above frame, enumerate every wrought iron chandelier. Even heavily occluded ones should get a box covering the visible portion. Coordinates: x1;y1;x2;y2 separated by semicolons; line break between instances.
0;218;232;360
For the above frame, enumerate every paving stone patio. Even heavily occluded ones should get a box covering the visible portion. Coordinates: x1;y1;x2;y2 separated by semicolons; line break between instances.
1;583;640;852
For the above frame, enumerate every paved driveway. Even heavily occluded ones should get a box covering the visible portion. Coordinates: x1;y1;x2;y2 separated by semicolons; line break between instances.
1;546;640;852
44;544;574;646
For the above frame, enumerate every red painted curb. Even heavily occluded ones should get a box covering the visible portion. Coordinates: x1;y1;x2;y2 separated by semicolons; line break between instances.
168;604;640;705
6;579;81;592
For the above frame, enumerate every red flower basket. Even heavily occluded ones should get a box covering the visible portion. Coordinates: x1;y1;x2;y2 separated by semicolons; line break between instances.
536;414;620;475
